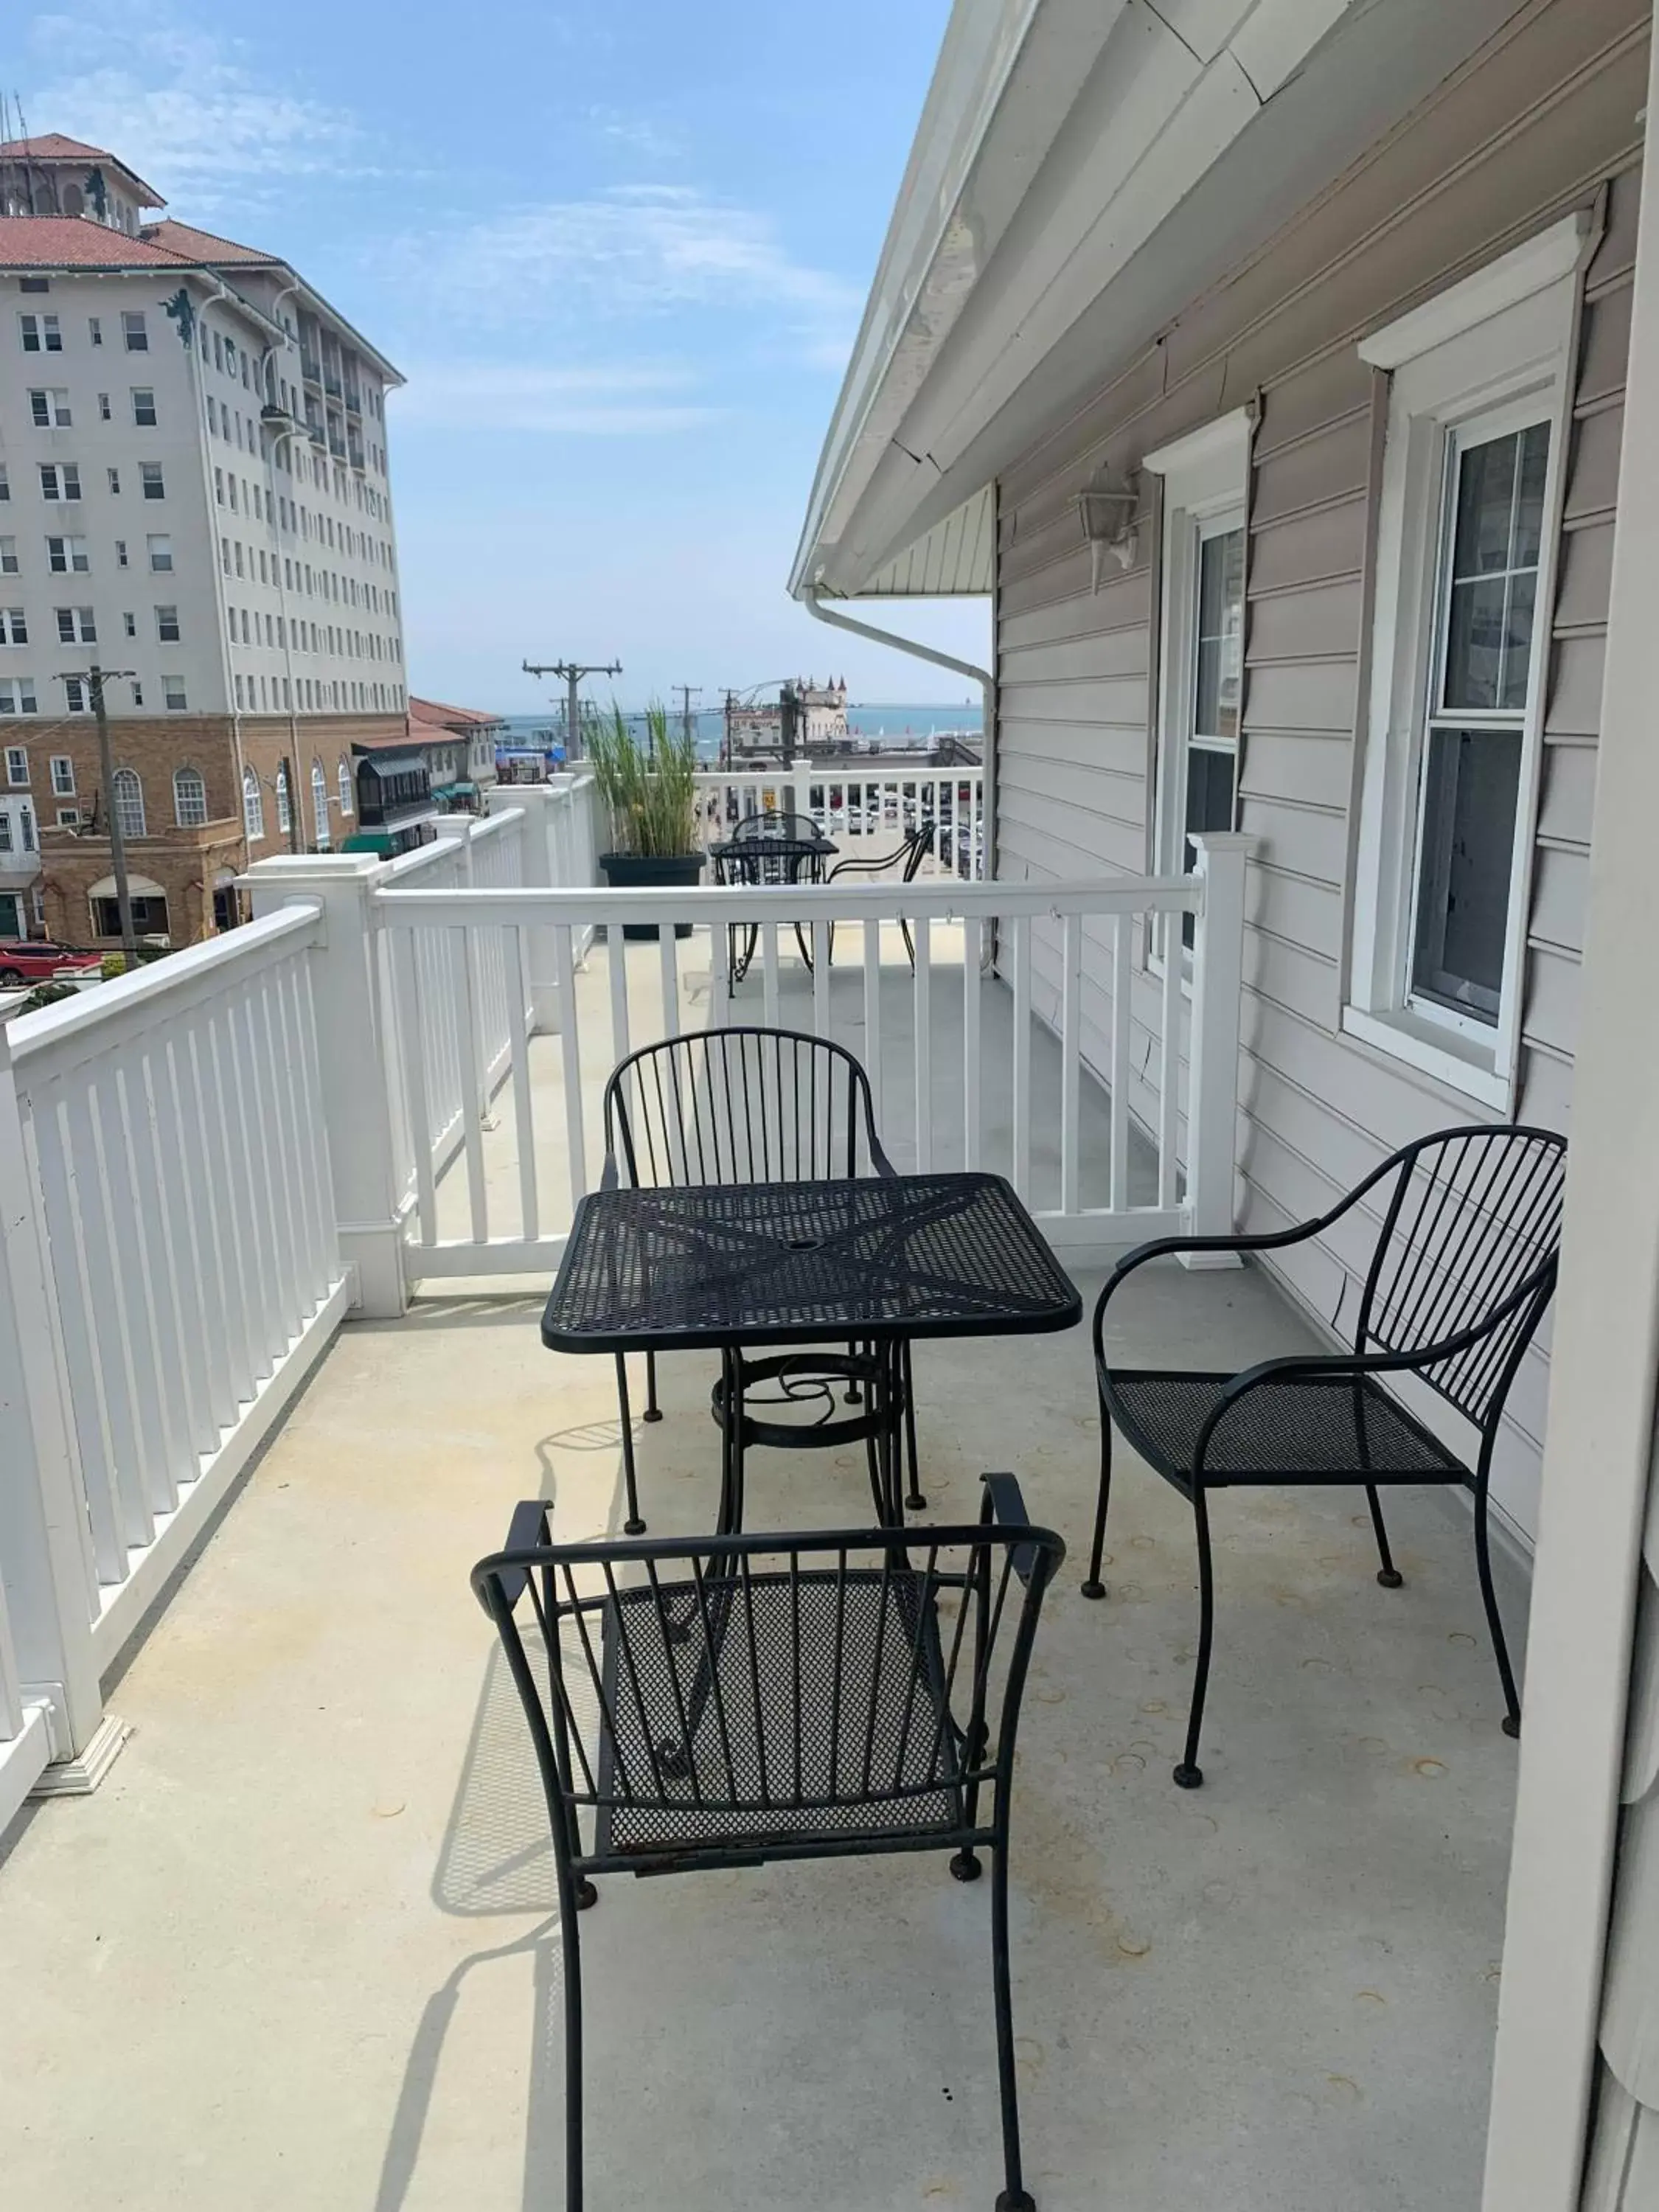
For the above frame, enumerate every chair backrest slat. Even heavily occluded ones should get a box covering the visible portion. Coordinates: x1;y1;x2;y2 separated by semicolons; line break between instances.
605;1026;887;1189
1354;1124;1567;1431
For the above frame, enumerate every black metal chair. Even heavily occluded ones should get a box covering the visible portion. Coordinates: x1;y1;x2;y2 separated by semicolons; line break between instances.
716;812;832;982
824;818;937;971
728;808;821;845
1083;1123;1567;1788
600;1026;923;1533
473;1475;1064;2212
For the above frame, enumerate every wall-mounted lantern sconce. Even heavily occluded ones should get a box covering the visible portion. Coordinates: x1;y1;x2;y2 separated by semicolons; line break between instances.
1077;476;1140;591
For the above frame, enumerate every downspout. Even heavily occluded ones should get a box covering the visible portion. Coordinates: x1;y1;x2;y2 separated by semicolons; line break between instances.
802;583;996;882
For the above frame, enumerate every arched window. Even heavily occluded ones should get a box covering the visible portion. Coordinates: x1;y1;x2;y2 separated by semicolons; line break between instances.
173;766;207;827
111;768;145;838
274;762;291;832
338;756;354;816
243;766;263;840
310;760;330;849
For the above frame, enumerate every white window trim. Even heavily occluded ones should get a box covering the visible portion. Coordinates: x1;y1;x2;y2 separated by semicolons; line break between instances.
1145;407;1253;972
1347;220;1583;1108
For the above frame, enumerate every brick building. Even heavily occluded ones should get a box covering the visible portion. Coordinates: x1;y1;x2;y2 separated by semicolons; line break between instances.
0;133;408;946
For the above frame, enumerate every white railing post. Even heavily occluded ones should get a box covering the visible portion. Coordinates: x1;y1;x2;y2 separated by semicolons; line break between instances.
486;782;560;1029
0;1025;115;1789
1183;832;1252;1257
246;854;408;1318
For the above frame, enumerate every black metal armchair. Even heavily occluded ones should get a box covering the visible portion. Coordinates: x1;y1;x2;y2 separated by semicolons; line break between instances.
599;1026;923;1533
473;1475;1065;2212
1083;1124;1567;1787
824;818;937;970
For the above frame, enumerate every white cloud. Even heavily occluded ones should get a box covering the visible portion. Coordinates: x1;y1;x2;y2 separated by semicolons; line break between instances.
393;185;860;364
588;108;683;161
22;8;384;215
393;361;720;436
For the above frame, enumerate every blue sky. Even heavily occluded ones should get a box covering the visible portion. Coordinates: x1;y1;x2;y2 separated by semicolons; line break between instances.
15;0;991;714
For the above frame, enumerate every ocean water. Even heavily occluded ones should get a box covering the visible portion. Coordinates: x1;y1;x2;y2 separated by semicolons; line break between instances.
496;702;982;762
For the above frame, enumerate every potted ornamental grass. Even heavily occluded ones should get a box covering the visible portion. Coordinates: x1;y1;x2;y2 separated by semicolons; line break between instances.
589;702;702;938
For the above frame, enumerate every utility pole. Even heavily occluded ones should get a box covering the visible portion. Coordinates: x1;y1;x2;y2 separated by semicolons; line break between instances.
521;658;621;764
57;664;138;964
673;684;700;753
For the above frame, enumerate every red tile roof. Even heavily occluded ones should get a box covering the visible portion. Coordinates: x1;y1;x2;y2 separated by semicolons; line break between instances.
142;218;280;266
409;695;507;730
0;136;166;207
0;215;192;269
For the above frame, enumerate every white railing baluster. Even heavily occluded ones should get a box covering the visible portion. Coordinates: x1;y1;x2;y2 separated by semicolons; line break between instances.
69;1076;155;1546
555;922;588;1207
762;922;780;1029
813;919;831;1037
120;1042;203;1486
150;1020;226;1451
608;917;631;1068
1110;914;1132;1211
507;925;540;1242
963;914;982;1170
658;921;679;1039
1060;913;1081;1217
710;911;731;1023
184;1017;254;1406
394;926;439;1246
218;999;282;1376
1011;915;1032;1203
863;915;883;1123
914;914;932;1171
450;927;490;1243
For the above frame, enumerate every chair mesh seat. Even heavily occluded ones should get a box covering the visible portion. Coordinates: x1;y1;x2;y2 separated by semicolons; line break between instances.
1102;1367;1470;1486
594;1568;966;1859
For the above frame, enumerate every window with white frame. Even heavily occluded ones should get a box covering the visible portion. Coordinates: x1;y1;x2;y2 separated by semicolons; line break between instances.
0;611;25;645
338;756;353;815
111;768;145;838
39;462;80;502
162;674;187;712
147;533;173;571
1144;408;1251;952
122;310;148;352
311;759;330;847
5;747;25;782
275;763;291;832
1346;215;1583;1105
131;388;156;426
140;462;164;500
155;605;180;642
28;388;71;427
62;679;90;714
0;538;15;575
173;767;207;827
46;535;88;573
55;607;96;644
243;766;264;840
19;313;60;353
0;681;37;717
50;757;74;795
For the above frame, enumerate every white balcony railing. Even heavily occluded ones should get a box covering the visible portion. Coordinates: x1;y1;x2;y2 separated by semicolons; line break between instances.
692;761;984;878
0;772;1245;1820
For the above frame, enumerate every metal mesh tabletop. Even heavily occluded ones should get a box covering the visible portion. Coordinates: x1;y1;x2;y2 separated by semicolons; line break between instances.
709;838;837;866
542;1172;1082;1352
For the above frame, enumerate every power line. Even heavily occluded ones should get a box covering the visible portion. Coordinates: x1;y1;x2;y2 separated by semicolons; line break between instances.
521;657;621;763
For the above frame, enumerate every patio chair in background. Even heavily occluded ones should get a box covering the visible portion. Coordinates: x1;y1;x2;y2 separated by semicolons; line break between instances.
473;1474;1065;2212
824;818;938;970
1083;1124;1567;1787
599;1026;924;1532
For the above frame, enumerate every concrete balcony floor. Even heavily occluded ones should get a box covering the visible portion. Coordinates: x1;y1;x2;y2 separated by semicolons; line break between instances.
0;1234;1525;2210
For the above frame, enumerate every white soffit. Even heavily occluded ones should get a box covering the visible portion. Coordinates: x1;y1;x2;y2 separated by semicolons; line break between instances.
854;486;995;598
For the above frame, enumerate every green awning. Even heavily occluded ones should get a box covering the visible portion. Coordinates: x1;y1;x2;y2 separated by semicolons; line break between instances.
342;830;397;857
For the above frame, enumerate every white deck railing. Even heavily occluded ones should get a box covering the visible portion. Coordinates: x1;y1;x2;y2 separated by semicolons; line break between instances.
0;905;349;1823
692;762;984;878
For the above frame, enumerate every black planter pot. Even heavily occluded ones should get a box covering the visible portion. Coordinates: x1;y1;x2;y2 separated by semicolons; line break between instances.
599;850;703;939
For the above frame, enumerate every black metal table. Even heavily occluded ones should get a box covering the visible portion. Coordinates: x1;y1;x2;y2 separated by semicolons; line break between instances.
709;832;838;983
542;1172;1082;1531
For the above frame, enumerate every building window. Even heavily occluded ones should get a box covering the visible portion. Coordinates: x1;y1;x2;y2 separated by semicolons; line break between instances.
27;388;71;427
0;611;26;646
121;310;148;352
162;674;187;712
311;760;330;848
140;463;164;500
155;605;181;643
88;316;102;347
123;613;136;638
108;467;120;495
94;894;167;937
275;763;291;832
55;608;96;644
338;757;353;815
19;314;61;352
116;539;128;568
131;388;157;426
63;678;90;714
147;533;173;571
46;535;88;573
0;466;9;501
50;757;74;795
38;463;80;502
130;682;142;707
0;681;37;717
98;392;111;420
0;538;15;575
243;766;263;839
1346;215;1581;1107
174;767;207;827
112;769;146;838
5;747;25;783
1144;408;1251;953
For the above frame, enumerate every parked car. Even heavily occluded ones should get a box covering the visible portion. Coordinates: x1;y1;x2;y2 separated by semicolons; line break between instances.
0;941;102;987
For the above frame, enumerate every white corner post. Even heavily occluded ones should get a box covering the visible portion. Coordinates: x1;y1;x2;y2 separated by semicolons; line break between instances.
246;855;408;1318
487;779;567;1029
0;1027;119;1803
1182;831;1251;1259
1483;52;1659;2212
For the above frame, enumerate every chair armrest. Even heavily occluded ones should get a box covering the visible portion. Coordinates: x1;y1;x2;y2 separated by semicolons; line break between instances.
981;1470;1038;1582
478;1498;553;1612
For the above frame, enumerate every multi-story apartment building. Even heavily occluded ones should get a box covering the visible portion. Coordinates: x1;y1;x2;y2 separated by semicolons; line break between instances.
0;133;407;945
